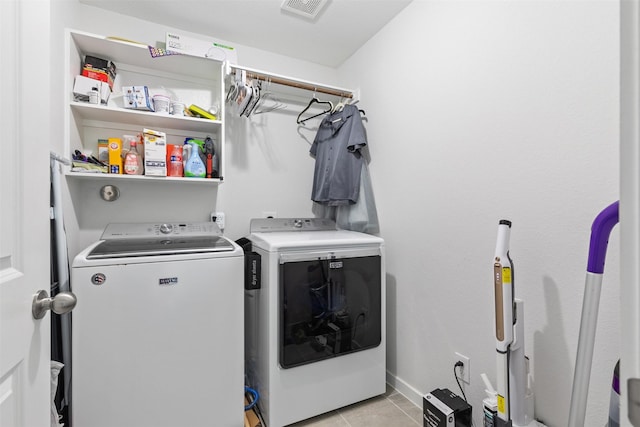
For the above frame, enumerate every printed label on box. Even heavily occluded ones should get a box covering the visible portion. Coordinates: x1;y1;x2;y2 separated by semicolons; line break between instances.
123;86;153;111
143;129;167;176
165;32;237;64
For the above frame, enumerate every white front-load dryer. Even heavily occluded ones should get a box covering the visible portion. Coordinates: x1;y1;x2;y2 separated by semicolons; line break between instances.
71;222;244;427
245;218;386;427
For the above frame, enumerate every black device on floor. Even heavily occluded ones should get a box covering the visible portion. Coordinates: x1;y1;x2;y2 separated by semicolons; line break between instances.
423;388;472;427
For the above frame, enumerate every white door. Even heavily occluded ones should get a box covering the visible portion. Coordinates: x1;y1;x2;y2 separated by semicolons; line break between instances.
621;1;640;426
0;0;53;426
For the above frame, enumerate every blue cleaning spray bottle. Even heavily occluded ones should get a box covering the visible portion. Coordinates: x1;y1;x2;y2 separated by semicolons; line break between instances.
184;140;206;178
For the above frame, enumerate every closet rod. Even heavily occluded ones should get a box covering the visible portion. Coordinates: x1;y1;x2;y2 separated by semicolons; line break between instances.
228;64;354;99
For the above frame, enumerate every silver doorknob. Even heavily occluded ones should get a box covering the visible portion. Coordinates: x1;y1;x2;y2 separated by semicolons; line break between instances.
32;290;77;319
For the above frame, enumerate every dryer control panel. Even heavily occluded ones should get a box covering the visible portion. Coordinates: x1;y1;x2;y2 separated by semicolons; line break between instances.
100;222;222;239
250;218;337;233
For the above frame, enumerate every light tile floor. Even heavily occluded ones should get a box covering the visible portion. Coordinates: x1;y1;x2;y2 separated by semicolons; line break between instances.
286;385;422;427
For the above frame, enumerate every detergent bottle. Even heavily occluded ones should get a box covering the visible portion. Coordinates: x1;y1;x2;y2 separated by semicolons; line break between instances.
182;138;191;171
190;138;207;165
184;140;206;177
123;138;143;175
167;144;183;177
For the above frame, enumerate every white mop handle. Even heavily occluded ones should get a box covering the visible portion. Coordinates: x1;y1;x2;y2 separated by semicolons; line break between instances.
568;272;603;427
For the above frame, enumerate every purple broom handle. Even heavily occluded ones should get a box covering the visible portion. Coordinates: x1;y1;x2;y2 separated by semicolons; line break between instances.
586;201;619;274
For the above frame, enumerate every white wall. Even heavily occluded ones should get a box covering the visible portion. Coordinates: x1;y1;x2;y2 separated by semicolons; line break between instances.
50;0;342;256
338;1;620;426
49;1;621;426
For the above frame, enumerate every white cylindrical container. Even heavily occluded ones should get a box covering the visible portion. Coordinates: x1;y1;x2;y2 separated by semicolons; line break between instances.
152;95;171;114
171;102;185;116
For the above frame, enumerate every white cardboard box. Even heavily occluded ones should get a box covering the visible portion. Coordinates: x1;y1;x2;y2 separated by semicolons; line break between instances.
165;32;237;64
143;128;167;176
73;75;110;104
123;86;153;111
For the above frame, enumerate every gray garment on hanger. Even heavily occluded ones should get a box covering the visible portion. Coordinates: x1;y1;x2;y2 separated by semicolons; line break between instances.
313;161;380;235
310;104;366;206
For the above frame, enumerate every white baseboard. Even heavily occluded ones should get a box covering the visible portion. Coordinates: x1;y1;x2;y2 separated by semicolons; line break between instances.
386;370;424;408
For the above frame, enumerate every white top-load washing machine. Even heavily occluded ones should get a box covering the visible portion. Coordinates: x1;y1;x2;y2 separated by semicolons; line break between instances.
71;222;244;427
245;218;386;427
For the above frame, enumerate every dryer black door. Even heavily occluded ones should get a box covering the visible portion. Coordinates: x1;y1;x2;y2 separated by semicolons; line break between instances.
279;254;381;369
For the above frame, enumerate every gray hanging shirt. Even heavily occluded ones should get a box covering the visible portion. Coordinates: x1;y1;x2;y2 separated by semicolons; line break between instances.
310;104;366;206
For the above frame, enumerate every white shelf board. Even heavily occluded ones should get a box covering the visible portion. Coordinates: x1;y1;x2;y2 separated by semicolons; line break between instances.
70;30;221;82
71;102;221;133
65;171;222;184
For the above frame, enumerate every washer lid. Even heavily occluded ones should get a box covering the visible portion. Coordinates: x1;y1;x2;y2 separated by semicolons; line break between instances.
86;236;234;259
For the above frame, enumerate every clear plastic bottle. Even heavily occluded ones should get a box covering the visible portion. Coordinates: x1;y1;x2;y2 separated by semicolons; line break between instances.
483;392;497;427
89;87;100;104
123;139;143;175
168;144;183;177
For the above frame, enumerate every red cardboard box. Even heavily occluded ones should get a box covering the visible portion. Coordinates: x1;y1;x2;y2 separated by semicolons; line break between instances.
81;67;114;90
81;55;116;89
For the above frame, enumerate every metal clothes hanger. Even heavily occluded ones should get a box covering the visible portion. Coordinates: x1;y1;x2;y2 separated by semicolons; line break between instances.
225;69;242;104
332;96;347;113
252;78;286;115
296;89;333;124
235;75;253;117
327;98;367;125
242;79;261;117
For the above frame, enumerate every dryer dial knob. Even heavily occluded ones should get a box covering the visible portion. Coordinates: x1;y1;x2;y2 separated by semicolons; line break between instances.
160;223;174;234
293;219;303;228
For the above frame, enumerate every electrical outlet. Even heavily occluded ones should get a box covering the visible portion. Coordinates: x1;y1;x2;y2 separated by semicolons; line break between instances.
210;212;225;231
262;211;277;218
454;352;470;384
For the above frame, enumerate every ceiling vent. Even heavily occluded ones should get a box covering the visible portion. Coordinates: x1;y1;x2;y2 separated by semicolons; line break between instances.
281;0;329;20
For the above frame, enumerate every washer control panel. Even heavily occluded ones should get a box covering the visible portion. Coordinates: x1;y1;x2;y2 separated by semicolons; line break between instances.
100;222;221;239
